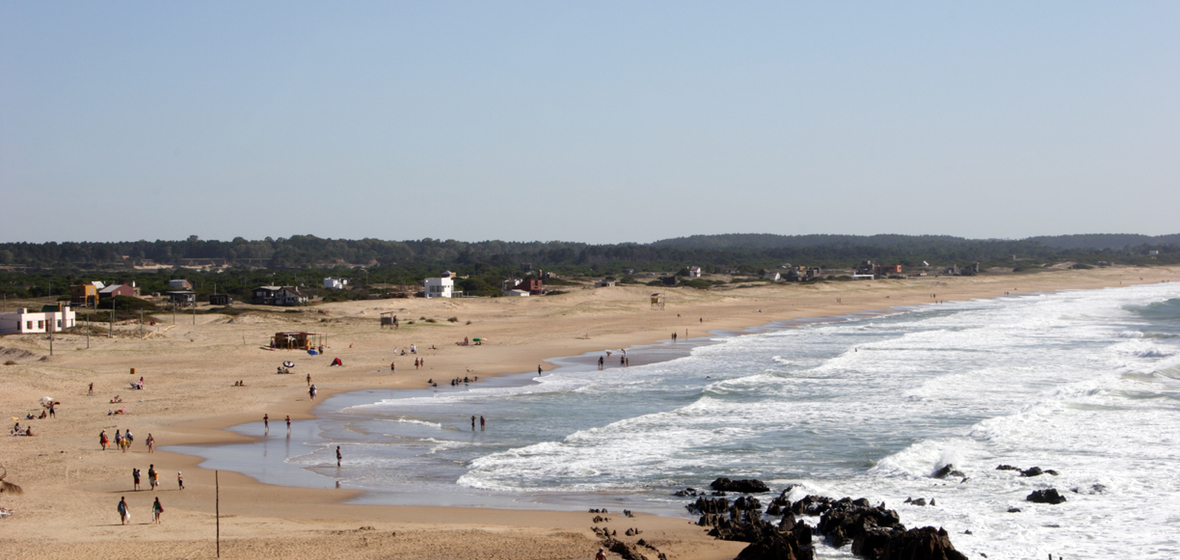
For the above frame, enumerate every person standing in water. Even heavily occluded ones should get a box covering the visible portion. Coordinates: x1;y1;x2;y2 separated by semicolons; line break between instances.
336;446;342;467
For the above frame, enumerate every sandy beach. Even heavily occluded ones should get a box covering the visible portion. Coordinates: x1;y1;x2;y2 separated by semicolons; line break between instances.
1;266;1174;559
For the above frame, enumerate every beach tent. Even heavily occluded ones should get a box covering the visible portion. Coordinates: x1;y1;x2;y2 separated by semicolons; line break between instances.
330;357;343;366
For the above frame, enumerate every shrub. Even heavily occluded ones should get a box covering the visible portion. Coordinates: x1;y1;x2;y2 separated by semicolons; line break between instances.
447;316;459;323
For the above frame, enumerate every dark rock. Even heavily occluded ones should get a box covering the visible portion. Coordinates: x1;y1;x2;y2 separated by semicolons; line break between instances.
817;498;904;548
996;464;1020;471
791;495;834;516
908;498;927;507
933;464;965;479
1020;467;1043;477
886;526;968;560
1007;507;1021;513
711;477;771;493
736;528;815;560
603;537;649;560
1026;489;1067;504
1044;469;1058;476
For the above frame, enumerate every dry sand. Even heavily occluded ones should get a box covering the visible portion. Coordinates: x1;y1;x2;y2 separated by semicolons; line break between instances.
1;266;1175;559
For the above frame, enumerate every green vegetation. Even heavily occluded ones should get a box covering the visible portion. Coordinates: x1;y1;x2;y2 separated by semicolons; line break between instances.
0;234;1176;303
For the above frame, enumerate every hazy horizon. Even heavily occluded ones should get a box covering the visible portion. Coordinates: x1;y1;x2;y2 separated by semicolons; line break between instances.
3;3;1177;244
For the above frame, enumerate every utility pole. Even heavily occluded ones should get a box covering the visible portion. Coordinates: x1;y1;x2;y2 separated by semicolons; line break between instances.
216;470;221;558
139;310;144;338
86;314;90;348
109;308;114;338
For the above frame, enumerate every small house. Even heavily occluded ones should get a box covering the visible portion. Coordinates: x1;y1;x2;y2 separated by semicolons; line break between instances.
0;305;76;335
99;283;139;301
71;284;100;307
169;279;193;290
323;277;349;290
209;294;233;306
424;272;456;299
688;266;702;278
253;286;307;306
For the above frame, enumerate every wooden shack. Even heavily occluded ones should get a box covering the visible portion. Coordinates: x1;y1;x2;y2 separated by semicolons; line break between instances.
380;312;399;329
271;331;325;350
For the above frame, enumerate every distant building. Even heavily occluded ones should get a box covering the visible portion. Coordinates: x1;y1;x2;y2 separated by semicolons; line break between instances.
99;283;139;301
323;277;349;290
873;264;903;277
0;305;76;335
71;284;100;307
252;286;307;306
424;272;456;299
169;279;193;290
688;266;702;278
502;278;543;296
762;270;782;282
208;294;233;306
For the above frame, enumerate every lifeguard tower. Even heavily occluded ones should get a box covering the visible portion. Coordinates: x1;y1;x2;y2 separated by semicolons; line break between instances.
650;293;665;311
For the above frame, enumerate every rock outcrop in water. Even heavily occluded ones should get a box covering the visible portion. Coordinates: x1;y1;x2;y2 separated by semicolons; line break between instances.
682;481;968;560
1026;488;1067;504
711;477;771;493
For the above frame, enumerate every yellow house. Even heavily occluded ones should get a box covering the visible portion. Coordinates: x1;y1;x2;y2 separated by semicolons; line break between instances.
70;283;99;307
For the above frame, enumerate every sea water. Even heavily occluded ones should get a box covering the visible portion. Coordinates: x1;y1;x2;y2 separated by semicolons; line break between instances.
170;282;1180;559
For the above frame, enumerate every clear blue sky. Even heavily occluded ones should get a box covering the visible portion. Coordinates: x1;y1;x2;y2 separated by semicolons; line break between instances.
2;2;1177;244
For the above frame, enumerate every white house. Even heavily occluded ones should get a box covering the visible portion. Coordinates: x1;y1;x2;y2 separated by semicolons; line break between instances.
688;266;702;278
0;305;77;335
323;277;349;290
424;271;456;298
763;271;782;282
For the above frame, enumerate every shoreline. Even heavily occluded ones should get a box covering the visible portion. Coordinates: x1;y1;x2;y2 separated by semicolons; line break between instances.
1;266;1175;560
161;277;1159;511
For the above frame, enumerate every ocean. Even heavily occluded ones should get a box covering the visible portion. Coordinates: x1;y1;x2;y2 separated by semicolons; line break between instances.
170;282;1180;559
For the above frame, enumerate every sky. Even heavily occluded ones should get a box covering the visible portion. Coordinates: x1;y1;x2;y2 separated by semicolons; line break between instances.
2;2;1178;245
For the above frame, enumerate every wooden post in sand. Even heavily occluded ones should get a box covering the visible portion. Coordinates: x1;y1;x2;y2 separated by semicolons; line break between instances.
216;470;220;557
86;315;90;348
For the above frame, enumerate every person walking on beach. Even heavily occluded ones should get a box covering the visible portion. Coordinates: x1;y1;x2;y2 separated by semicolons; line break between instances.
152;497;163;523
133;468;141;491
309;384;317;400
537;365;542;376
306;373;312;386
100;430;109;450
672;332;677;342
596;547;607;560
88;382;94;395
117;496;129;525
263;413;269;434
336;446;342;467
146;433;154;453
148;464;158;490
177;471;184;490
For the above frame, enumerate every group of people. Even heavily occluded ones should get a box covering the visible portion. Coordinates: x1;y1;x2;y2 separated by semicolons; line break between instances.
262;413;293;435
470;415;486;431
116;495;165;525
131;463;174;491
10;422;34;437
100;429;153;452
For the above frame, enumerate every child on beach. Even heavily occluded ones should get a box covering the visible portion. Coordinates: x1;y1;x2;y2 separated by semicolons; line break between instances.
177;471;183;490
